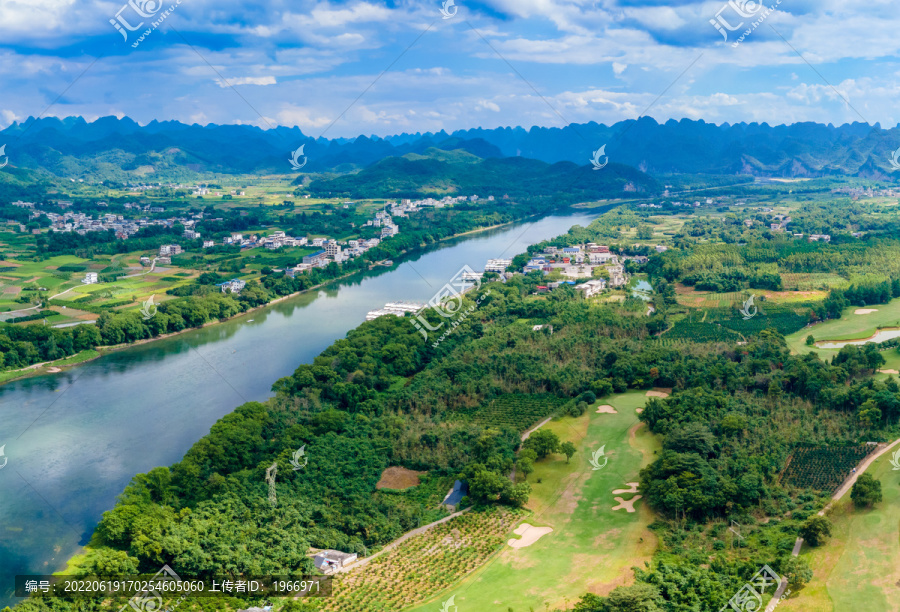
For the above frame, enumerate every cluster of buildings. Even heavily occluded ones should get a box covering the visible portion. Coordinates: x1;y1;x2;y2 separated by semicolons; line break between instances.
523;244;628;290
366;209;400;239
17;201;210;240
752;212;833;242
831;186;898;200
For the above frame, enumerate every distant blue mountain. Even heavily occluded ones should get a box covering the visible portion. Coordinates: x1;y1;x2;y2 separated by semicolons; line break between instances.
1;115;899;180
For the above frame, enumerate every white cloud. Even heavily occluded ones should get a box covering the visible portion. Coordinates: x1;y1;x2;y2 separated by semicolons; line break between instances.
216;76;278;87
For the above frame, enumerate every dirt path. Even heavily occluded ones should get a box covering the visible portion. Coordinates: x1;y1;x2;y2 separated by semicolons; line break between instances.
5;286;78;316
121;257;158;278
628;421;645;439
820;438;900;515
765;437;900;611
336;507;471;573
521;416;553;442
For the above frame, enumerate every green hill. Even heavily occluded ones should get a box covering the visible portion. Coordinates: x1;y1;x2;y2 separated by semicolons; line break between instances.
306;148;660;200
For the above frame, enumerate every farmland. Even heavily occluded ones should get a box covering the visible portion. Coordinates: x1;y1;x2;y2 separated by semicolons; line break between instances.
406;391;659;612
781;446;872;492
318;507;526;612
664;302;812;343
449;394;570;431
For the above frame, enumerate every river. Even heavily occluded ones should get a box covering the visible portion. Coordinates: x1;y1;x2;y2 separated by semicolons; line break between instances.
0;209;602;607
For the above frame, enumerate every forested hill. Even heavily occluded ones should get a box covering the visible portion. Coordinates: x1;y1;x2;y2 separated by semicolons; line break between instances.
304;148;660;200
5;115;900;181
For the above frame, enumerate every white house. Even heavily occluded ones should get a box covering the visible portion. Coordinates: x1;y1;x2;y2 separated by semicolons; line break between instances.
218;279;246;294
575;279;606;298
313;550;358;574
159;244;183;256
588;252;616;264
485;258;512;273
82;272;99;285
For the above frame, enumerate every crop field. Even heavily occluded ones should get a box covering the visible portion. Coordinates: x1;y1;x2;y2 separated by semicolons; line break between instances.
450;394;569;431
780;446;871;491
319;507;525;612
781;272;849;292
786;448;900;612
666;303;812;342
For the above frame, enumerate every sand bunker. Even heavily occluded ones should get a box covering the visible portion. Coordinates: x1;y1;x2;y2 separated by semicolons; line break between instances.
855;309;879;315
612;495;642;513
613;483;639;495
635;408;644;414
645;390;670;398
507;523;553;549
879;369;900;375
45;367;61;373
595;404;617;414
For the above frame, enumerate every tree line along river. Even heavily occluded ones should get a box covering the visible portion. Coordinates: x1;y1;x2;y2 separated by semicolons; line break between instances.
0;209;604;607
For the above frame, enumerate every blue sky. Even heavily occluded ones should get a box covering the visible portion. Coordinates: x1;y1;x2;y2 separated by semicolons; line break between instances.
0;0;897;137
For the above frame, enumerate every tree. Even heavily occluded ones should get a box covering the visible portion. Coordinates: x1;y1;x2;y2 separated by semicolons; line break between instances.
858;399;882;427
76;548;140;576
780;556;813;588
636;225;654;241
806;335;815;346
522;429;560;459
663;423;715;456
799;515;832;546
518;457;534;480
577;583;663;612
850;473;882;508
561;441;577;463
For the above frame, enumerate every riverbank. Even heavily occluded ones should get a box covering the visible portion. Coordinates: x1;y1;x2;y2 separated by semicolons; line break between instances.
0;213;544;387
0;209;608;610
0;268;365;386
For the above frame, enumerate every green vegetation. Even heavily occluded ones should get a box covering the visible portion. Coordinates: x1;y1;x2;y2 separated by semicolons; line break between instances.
307;149;660;200
13;183;900;612
781;446;872;491
450;394;568;429
849;472;882;507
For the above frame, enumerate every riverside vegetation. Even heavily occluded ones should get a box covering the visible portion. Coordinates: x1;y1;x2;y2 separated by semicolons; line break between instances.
9;187;900;612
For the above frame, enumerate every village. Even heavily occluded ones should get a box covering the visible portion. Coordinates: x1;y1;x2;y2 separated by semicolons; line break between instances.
19;193;493;292
364;242;652;322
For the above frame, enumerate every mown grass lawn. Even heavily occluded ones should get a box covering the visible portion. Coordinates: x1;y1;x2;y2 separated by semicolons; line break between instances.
786;298;900;351
406;391;660;612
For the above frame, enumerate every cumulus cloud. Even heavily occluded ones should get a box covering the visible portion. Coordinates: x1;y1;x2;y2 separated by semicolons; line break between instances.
0;0;895;136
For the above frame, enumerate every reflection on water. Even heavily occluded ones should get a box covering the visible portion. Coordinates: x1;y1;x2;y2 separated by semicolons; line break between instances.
631;279;653;301
0;209;605;606
816;328;900;349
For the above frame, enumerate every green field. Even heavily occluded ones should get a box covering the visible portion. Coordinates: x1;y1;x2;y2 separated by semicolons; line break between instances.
406;391;660;612
784;449;900;611
785;297;900;370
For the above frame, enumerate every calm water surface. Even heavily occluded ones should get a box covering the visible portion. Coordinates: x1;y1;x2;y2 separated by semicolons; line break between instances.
0;210;602;605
